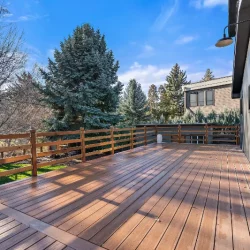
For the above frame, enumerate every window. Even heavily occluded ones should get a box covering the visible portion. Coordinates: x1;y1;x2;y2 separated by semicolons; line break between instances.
198;91;204;106
189;91;204;107
190;93;197;107
206;90;214;105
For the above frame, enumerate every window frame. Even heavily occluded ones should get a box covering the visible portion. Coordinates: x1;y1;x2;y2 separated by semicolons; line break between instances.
198;91;204;106
189;92;198;107
206;89;214;106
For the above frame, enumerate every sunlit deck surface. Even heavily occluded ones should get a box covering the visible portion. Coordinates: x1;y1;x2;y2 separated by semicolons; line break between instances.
0;143;250;250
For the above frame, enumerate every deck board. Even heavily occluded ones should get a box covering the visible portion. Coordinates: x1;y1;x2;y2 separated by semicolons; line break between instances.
0;143;249;249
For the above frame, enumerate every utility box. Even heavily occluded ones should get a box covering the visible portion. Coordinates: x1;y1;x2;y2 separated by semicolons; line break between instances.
157;134;163;143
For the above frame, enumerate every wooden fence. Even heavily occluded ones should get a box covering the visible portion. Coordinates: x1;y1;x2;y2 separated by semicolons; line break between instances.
0;124;239;178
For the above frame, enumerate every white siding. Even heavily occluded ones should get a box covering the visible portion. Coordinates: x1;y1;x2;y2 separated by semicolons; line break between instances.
241;38;250;160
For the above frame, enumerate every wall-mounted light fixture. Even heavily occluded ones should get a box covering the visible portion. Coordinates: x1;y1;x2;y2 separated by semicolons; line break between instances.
215;19;250;47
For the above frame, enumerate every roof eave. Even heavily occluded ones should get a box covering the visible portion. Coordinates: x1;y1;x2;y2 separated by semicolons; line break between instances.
232;0;250;98
228;0;238;37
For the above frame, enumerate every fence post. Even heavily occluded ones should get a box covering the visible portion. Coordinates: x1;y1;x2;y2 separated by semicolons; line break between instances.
57;137;62;151
144;126;147;146
205;124;208;144
155;125;158;143
236;125;239;145
111;126;115;155
30;128;37;177
80;127;86;162
155;125;158;136
130;128;134;149
178;125;181;143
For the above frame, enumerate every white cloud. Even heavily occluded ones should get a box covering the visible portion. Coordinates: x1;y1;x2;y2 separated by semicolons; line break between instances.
175;35;197;45
119;62;189;93
191;0;227;8
153;0;179;31
137;44;155;58
119;62;170;93
119;61;232;92
144;45;154;52
5;14;48;22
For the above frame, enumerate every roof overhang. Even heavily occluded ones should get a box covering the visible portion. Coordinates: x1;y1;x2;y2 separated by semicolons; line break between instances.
228;0;238;37
231;0;250;98
183;76;232;91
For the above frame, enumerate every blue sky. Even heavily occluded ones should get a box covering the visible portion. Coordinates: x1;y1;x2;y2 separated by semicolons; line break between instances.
8;0;233;93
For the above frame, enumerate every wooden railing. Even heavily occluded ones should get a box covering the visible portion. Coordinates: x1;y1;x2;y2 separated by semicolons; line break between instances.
0;124;239;178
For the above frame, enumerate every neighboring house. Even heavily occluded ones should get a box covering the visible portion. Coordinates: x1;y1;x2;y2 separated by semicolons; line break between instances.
183;76;240;115
229;0;250;160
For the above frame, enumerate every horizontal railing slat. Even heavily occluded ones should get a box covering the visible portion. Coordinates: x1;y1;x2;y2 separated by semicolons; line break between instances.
0;144;31;153
0;155;31;164
85;129;110;134
0;165;33;177
114;138;130;144
37;130;80;137
0;133;30;139
114;133;131;138
85;141;111;149
85;135;111;141
85;148;112;157
36;139;81;147
114;143;131;150
37;146;82;158
37;154;82;168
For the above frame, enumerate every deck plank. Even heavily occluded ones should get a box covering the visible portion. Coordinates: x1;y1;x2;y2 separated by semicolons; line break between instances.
103;148;199;249
81;148;192;242
194;147;221;250
228;149;250;249
0;143;248;250
136;157;204;250
213;149;233;250
66;148;189;237
172;151;215;250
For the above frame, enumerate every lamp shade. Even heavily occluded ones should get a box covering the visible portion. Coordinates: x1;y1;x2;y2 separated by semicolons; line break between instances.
215;37;233;47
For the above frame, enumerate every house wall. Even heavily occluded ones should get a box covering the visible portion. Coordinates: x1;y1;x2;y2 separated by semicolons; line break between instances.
186;85;240;116
241;38;250;160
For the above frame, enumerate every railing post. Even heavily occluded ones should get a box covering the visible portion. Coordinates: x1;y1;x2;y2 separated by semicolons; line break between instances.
205;124;208;144
155;125;158;136
111;126;115;155
30;128;37;177
144;126;147;146
155;125;158;143
236;125;239;145
80;127;86;162
130;128;134;149
178;125;181;143
57;137;62;151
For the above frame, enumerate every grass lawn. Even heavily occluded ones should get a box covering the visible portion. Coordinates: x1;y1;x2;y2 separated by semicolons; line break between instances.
0;163;67;185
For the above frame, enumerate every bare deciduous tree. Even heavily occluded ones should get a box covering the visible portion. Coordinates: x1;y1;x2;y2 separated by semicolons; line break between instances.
0;71;51;134
0;4;50;134
0;5;26;90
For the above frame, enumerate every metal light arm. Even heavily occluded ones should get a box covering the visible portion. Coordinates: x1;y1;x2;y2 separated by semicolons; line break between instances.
223;19;250;37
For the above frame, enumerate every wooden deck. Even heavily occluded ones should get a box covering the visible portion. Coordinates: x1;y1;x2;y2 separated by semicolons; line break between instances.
0;143;249;250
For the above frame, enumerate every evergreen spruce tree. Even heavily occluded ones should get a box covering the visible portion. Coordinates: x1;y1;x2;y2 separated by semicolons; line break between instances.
159;63;190;120
202;69;214;81
34;24;123;130
119;79;148;126
148;84;160;122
